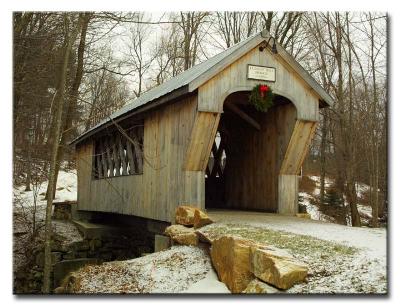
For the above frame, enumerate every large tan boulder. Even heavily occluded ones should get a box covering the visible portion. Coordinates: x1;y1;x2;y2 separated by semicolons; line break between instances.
242;279;280;294
175;205;213;228
193;209;213;229
164;225;198;246
250;246;308;290
175;206;197;226
210;235;256;293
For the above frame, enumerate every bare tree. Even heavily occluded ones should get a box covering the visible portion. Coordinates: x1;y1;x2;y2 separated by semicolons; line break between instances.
42;13;82;293
124;14;157;97
214;12;260;48
177;12;209;70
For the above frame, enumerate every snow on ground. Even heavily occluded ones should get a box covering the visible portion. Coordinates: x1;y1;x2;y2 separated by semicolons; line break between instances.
300;175;376;225
14;169;77;208
300;191;335;223
356;182;370;198
205;210;387;294
69;245;213;294
13;169;82;272
358;204;372;218
13;169;80;241
308;175;334;197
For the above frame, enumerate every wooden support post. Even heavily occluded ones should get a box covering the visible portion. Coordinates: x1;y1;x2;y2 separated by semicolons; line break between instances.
278;119;317;215
225;102;261;130
280;120;317;175
184;111;221;171
278;174;299;215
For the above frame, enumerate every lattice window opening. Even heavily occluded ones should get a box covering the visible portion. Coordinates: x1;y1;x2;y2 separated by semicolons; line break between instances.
206;131;227;179
92;126;144;179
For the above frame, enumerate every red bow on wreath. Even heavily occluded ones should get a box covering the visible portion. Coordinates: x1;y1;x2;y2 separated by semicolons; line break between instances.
259;85;269;97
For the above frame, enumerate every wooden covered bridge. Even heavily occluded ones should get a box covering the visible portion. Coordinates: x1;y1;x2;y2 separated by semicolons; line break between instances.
71;30;333;224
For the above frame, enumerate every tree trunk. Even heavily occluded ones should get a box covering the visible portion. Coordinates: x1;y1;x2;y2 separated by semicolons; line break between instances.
319;109;327;205
46;12;91;201
42;13;81;293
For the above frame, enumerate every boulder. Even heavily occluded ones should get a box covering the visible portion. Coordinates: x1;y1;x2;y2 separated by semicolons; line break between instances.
250;246;308;290
193;209;213;229
164;225;198;246
242;279;280;294
210;235;256;293
175;206;197;226
175;205;213;228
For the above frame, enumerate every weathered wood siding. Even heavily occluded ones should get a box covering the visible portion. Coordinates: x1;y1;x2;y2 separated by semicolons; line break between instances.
197;45;320;122
77;95;201;222
223;103;297;212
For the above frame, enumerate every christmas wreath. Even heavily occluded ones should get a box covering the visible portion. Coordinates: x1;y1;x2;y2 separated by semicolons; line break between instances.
249;84;274;112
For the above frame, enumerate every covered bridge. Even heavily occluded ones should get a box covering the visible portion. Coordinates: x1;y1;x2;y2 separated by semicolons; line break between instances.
71;30;333;224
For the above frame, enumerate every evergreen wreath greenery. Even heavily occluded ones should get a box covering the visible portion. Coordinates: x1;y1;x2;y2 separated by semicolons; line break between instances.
249;84;274;112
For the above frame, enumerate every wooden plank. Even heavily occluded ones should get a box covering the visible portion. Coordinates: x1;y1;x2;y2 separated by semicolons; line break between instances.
95;151;102;179
104;138;114;177
112;136;121;176
117;135;127;175
183;111;220;171
99;139;108;178
225;102;261;130
126;138;135;175
132;135;143;174
200;113;221;171
280;120;317;175
278;174;299;215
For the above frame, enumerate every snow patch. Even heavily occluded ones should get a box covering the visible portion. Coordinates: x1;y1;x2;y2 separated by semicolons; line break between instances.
72;246;213;294
14;169;77;208
299;192;335;223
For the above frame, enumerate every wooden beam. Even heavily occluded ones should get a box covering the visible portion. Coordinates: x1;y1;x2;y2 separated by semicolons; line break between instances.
225;102;261;130
280;120;317;175
184;111;221;171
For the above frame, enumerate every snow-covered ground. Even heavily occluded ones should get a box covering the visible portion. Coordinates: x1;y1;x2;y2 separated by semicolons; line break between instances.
300;175;376;225
206;210;387;294
13;168;79;237
14;169;77;208
13;169;81;272
68;245;214;294
300;191;336;223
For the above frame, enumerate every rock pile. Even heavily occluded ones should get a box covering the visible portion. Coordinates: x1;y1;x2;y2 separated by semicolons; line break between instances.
164;206;213;247
164;205;309;294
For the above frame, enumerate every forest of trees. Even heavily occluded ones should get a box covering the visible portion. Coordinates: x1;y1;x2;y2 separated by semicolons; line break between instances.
13;11;387;291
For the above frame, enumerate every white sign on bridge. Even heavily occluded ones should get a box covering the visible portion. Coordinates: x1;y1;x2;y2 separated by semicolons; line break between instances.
247;64;276;82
